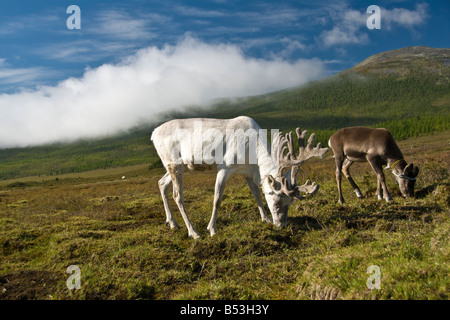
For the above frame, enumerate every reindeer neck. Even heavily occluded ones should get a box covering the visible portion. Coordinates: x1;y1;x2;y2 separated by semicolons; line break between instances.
387;158;407;174
256;136;278;183
385;138;406;173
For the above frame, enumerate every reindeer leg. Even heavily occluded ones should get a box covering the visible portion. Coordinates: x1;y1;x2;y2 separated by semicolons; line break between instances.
207;169;231;237
158;171;179;229
367;155;392;202
245;177;271;223
377;180;383;200
342;158;363;199
382;180;392;202
335;154;345;205
168;163;201;239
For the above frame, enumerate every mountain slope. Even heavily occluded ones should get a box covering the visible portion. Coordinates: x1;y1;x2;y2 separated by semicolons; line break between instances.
197;46;450;135
1;46;449;180
348;46;450;80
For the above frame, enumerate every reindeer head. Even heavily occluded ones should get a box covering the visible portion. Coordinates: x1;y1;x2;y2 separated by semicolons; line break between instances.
262;128;328;227
395;162;419;198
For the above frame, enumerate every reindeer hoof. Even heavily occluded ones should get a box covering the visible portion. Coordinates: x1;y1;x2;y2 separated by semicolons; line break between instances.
261;217;272;224
189;232;201;239
354;189;363;198
166;220;179;229
207;225;217;237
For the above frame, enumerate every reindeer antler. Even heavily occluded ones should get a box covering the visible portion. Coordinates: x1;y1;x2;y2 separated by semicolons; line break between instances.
280;177;320;200
274;128;328;198
277;128;328;177
276;132;301;177
292;128;329;162
297;179;319;196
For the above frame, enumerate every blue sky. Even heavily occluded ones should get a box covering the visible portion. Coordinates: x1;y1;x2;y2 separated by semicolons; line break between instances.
1;0;448;92
0;0;449;147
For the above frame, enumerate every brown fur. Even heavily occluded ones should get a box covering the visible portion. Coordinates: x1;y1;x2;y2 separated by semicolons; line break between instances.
329;127;418;204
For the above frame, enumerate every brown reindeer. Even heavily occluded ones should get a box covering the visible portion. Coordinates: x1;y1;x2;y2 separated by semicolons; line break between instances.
328;127;419;204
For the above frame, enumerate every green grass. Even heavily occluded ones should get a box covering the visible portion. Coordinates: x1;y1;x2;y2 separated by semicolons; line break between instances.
0;128;160;180
0;132;448;300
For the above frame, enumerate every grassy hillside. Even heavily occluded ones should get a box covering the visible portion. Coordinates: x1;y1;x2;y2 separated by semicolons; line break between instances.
197;71;450;142
191;47;450;141
0;46;449;180
0;132;448;300
0;128;161;180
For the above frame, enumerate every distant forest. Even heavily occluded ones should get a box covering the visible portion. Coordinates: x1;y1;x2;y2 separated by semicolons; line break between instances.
1;71;449;180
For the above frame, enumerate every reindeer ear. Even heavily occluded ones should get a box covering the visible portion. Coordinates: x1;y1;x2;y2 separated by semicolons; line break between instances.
293;190;305;200
403;163;413;176
403;163;419;178
412;164;419;178
267;175;279;191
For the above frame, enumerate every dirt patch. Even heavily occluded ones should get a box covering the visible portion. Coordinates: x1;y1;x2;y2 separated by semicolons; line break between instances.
0;270;61;300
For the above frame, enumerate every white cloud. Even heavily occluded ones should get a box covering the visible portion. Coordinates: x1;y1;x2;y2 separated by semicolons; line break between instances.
0;21;26;35
174;5;226;18
0;59;49;86
320;8;368;47
321;25;368;47
236;6;304;27
0;13;60;35
0;36;327;148
320;3;429;47
36;39;136;63
34;10;173;63
93;10;159;40
382;3;429;30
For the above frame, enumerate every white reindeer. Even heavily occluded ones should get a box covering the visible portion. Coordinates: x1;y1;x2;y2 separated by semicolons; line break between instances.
151;116;328;238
